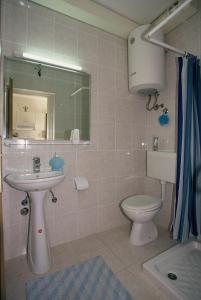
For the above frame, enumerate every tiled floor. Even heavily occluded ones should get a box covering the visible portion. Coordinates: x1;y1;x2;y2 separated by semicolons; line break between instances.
5;224;176;300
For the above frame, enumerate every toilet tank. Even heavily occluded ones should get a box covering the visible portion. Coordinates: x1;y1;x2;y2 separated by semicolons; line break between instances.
147;151;176;183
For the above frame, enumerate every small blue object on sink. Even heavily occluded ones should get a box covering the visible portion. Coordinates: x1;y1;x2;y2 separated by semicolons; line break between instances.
49;153;64;171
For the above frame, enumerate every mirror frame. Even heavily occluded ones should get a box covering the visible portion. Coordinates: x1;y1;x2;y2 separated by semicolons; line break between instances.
3;55;91;145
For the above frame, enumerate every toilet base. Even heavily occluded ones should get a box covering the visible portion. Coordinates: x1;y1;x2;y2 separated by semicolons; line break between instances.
130;221;158;246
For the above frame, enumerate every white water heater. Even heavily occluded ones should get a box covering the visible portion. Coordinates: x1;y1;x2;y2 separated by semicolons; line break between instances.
128;24;165;95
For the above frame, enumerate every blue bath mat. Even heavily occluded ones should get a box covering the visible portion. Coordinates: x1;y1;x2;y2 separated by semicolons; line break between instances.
26;256;133;300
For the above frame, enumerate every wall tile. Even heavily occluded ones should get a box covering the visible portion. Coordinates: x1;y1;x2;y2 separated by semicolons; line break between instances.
76;151;100;180
98;151;115;179
59;151;76;180
116;176;144;204
90;93;99;123
133;99;147;126
78;206;98;238
97;203;128;232
2;151;32;175
79;61;98;94
133;150;146;177
115;72;129;98
54;213;78;245
115;97;135;123
45;192;56;219
98;123;115;150
77;180;98;209
27;8;54;56
154;182;174;228
115;44;128;74
98;67;115;96
98;94;115;123
2;189;26;227
115;150;135;177
45;213;57;247
54;23;78;61
2;2;27;45
132;124;147;150
116;122;132;150
54;180;78;216
98;38;115;68
78;32;98;63
97;177;116;206
144;177;161;198
4;218;28;259
2;0;146;258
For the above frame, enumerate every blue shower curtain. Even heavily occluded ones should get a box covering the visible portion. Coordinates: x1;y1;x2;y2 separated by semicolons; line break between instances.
173;55;201;242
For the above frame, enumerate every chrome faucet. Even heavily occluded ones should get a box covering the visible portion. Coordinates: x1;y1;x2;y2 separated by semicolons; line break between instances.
33;156;41;173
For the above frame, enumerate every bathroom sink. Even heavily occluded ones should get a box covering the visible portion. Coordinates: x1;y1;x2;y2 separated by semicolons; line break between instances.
4;169;65;274
5;170;65;192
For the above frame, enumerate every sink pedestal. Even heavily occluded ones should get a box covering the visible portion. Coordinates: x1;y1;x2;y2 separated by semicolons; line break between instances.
28;190;51;274
4;170;65;274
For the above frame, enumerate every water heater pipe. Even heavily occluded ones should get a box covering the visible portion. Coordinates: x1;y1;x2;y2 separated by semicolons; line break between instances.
144;0;193;57
160;180;166;202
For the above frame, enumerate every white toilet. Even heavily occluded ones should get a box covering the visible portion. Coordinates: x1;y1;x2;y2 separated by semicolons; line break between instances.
121;151;176;246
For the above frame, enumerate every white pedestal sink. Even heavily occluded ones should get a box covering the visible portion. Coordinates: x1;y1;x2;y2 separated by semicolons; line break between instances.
5;171;65;274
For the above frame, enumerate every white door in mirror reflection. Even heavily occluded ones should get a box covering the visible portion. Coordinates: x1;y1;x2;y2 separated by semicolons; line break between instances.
12;88;55;140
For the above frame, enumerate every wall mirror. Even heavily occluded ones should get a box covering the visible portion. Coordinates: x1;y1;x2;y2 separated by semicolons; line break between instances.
4;57;91;143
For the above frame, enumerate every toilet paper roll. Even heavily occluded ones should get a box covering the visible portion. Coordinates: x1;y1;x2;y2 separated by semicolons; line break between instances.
74;176;89;191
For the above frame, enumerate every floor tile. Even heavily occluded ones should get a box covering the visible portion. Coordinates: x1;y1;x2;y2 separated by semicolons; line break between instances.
107;239;152;267
64;234;105;256
5;225;175;300
116;269;161;300
76;246;125;273
96;224;130;246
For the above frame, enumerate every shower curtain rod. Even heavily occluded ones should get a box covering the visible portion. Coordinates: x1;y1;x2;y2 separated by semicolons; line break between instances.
144;0;193;57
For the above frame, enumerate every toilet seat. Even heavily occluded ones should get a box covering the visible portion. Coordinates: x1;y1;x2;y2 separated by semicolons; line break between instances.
121;195;162;211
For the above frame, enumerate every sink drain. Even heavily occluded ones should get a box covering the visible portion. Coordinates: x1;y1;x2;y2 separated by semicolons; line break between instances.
167;273;177;280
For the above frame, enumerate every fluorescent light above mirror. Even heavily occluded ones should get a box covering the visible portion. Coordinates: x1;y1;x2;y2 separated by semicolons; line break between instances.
14;52;82;71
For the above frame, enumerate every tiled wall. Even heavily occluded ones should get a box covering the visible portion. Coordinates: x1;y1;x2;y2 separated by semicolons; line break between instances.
1;0;201;260
1;0;146;260
144;11;201;228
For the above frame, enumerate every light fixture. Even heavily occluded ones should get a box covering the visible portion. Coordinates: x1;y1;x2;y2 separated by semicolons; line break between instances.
14;52;82;71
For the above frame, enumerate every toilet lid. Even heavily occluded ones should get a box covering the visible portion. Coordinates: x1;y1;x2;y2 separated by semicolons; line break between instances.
121;195;162;211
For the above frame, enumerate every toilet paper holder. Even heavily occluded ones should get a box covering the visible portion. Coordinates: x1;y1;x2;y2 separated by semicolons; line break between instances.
74;176;89;191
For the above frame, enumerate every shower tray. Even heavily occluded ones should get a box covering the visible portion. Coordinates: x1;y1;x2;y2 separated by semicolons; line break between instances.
143;240;201;300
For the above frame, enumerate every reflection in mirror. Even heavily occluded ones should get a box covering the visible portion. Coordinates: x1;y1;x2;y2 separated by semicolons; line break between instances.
4;57;90;142
12;88;55;140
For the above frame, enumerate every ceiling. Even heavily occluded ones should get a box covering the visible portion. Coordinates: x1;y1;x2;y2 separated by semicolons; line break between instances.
93;0;176;24
31;0;198;38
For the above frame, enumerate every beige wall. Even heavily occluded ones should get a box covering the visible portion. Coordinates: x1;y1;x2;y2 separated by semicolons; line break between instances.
1;0;145;260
